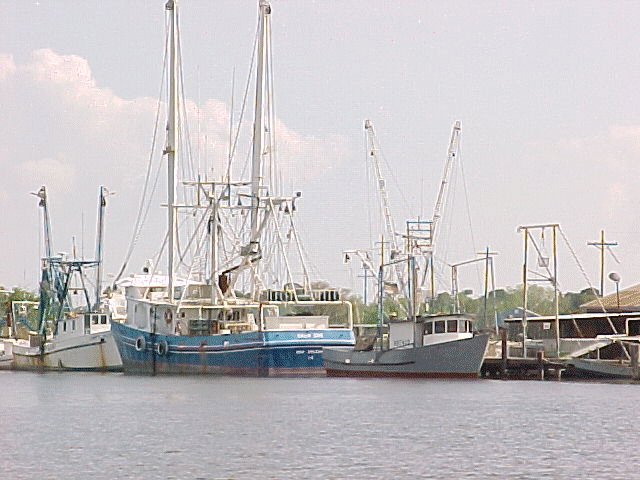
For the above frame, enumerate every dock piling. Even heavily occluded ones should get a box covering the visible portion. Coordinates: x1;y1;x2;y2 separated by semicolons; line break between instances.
630;343;639;381
536;350;545;380
500;327;508;378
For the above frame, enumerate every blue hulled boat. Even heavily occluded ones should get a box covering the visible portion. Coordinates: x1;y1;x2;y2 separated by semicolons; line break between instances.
110;0;355;375
112;320;354;376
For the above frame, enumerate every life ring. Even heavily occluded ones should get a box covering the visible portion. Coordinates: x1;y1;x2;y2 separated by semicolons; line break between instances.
135;336;146;352
164;309;173;325
156;340;169;356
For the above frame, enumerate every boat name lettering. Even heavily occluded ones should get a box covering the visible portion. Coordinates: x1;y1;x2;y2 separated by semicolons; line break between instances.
296;332;325;339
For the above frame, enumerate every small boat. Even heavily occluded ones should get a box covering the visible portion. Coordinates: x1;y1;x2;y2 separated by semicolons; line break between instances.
326;247;489;378
11;186;122;372
565;336;640;379
326;120;489;377
324;313;489;378
12;310;121;372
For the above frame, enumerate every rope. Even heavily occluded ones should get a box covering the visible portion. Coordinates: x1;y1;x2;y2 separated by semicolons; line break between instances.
113;20;169;285
558;227;618;332
458;147;482;287
226;21;260;182
376;139;412;217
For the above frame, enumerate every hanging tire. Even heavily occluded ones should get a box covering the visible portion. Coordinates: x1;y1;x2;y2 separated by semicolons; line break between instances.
135;336;146;352
156;340;169;356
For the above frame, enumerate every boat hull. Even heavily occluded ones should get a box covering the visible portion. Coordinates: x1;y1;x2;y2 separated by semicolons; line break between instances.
12;331;122;372
323;334;490;378
111;321;355;376
566;358;634;379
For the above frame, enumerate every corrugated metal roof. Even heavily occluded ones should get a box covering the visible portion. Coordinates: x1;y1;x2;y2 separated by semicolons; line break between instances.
581;283;640;312
503;311;640;323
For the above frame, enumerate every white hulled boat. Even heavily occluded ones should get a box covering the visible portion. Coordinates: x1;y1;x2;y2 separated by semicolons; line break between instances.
12;186;122;371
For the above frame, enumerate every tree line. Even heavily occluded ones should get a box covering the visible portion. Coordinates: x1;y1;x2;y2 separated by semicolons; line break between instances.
349;285;599;330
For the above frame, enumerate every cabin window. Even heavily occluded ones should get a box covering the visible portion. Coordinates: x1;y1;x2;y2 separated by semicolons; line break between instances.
467;321;473;333
425;322;433;335
447;320;457;333
63;321;67;332
459;320;467;333
435;321;445;333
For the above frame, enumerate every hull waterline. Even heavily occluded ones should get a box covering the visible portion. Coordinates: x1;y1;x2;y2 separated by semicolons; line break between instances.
323;334;490;378
111;321;354;376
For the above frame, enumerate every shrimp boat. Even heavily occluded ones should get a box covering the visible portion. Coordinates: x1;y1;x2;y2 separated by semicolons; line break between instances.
12;186;122;371
324;257;489;378
325;121;489;377
110;0;354;376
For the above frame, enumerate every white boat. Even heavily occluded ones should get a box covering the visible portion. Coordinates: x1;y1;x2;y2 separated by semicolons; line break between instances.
565;335;640;379
12;310;121;371
11;186;122;372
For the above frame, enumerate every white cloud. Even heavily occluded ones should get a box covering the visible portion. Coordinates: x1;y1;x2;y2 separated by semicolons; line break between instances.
0;54;16;81
0;48;350;288
22;157;77;191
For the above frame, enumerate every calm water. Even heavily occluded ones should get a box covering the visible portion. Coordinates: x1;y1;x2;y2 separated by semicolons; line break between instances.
0;372;636;479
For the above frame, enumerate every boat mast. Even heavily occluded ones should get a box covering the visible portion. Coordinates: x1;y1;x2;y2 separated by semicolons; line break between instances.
364;120;399;256
94;186;107;310
166;0;178;301
431;121;461;245
32;186;53;260
249;0;271;247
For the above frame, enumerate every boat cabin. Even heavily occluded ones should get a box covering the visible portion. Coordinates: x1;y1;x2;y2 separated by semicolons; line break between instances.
504;311;640;358
124;279;353;337
56;312;110;338
389;314;475;349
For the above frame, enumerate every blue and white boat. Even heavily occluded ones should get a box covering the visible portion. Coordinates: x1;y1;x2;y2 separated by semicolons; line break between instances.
111;0;355;375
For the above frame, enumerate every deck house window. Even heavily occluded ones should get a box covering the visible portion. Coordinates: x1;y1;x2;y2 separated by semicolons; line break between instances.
425;322;433;335
435;321;445;333
447;320;457;332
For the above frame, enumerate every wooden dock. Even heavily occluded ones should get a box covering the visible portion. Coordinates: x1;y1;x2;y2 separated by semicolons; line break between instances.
482;355;565;380
481;328;565;380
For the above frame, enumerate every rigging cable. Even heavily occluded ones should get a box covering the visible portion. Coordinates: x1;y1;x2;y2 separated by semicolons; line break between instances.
113;21;170;285
458;146;482;287
376;139;412;217
557;227;618;333
227;21;260;183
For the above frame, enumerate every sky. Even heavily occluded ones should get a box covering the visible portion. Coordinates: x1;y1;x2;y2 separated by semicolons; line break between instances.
1;0;640;299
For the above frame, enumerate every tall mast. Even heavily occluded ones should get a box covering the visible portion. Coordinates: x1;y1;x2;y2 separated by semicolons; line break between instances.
364;120;399;256
249;0;271;245
431;121;461;244
166;0;178;301
32;186;53;260
95;186;107;310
